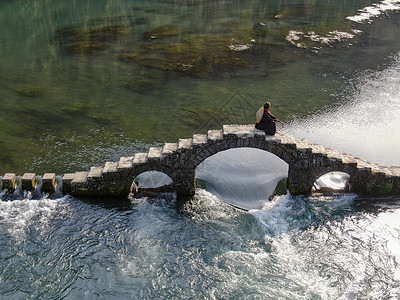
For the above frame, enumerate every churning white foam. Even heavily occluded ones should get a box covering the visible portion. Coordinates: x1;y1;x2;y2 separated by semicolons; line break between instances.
0;197;65;242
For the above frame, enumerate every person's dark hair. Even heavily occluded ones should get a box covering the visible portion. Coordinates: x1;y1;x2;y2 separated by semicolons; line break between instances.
264;102;271;109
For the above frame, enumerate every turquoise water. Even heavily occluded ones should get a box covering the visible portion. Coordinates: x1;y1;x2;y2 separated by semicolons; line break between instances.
1;0;400;299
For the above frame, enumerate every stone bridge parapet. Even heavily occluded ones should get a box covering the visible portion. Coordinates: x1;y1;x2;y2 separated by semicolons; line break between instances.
1;124;400;199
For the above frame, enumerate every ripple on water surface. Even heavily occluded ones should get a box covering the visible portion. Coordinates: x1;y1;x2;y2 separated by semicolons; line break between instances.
0;191;400;299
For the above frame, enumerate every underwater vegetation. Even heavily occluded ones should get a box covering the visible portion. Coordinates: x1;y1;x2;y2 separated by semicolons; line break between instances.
52;10;356;82
121;27;257;76
54;15;141;54
13;84;46;97
181;106;229;129
55;24;129;54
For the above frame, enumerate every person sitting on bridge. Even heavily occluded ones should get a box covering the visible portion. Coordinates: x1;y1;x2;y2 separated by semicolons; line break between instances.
255;102;278;135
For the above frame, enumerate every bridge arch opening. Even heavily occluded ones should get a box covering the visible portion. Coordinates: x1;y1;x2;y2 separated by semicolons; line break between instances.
130;171;175;198
195;148;288;210
312;171;350;194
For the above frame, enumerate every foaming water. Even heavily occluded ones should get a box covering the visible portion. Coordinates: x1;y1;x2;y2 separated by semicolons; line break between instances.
0;191;399;299
196;148;288;210
286;52;400;166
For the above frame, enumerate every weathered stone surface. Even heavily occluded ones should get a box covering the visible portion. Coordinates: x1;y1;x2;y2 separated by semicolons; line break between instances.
103;161;118;173
162;143;178;154
88;166;103;179
192;134;207;144
279;134;295;144
42;173;56;192
208;130;223;141
223;124;255;138
70;172;90;195
310;144;326;154
295;139;312;151
21;173;37;191
341;154;357;165
118;156;134;170
133;152;148;164
62;173;75;194
2;173;16;190
178;138;192;149
71;172;88;184
102;162;120;182
148;147;162;159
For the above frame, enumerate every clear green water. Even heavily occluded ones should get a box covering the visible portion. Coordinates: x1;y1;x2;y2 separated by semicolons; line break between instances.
1;1;400;299
1;0;399;174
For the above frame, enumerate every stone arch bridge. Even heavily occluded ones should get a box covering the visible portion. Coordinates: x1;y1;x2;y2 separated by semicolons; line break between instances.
1;124;400;198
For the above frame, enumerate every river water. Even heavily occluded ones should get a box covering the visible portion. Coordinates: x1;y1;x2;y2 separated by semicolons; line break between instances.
1;0;400;299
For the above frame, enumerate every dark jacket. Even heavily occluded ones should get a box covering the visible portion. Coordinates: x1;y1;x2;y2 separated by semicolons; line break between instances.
255;109;277;135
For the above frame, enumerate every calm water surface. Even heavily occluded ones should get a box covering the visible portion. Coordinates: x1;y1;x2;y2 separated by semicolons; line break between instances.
1;0;400;299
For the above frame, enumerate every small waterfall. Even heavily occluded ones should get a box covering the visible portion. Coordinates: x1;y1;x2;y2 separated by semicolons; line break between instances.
31;175;44;199
0;175;62;201
196;148;288;211
312;172;350;193
12;176;23;199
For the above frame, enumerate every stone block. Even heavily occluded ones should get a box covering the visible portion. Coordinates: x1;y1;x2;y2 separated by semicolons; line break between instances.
62;173;75;194
2;173;16;190
310;144;325;154
148;147;162;160
117;156;134;170
71;171;88;183
103;161;118;173
178;138;193;149
88;166;103;179
102;162;119;181
192;134;208;145
42;173;56;192
71;172;89;190
162;143;177;154
133;152;148;165
325;148;342;160
341;154;357;165
280;134;295;144
223;124;255;138
21;173;37;191
70;172;90;195
295;139;312;151
208;130;223;141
